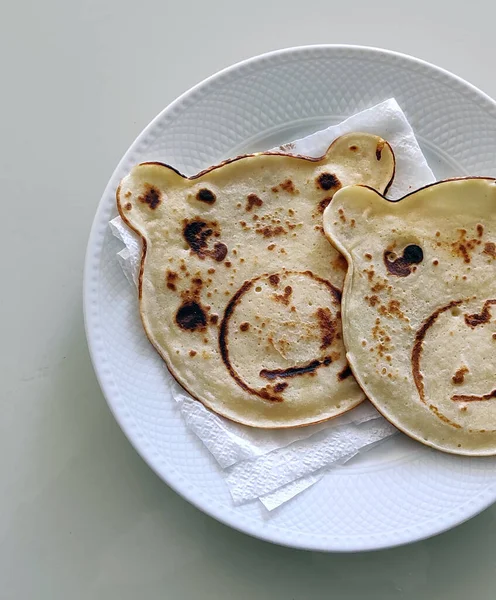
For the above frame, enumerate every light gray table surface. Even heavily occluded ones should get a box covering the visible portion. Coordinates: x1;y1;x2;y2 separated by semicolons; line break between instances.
2;1;496;598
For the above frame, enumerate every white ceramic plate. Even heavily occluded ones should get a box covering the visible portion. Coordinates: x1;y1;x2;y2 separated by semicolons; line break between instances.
84;45;496;551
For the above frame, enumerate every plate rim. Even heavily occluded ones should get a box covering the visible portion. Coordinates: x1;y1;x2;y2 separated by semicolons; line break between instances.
83;44;496;552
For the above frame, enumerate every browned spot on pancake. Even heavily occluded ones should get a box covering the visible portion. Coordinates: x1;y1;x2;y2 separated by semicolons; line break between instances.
124;202;132;210
338;365;352;381
210;314;219;325
477;224;484;237
366;295;379;307
371;281;386;293
267;243;276;251
224;261;232;268
452;366;469;385
350;219;356;228
464;299;496;327
183;218;227;262
436;231;441;237
273;285;292;305
349;145;358;151
338;208;346;224
332;253;348;273
363;267;375;282
273;382;288;393
246;193;263;211
484;242;496;258
124;190;132;198
384;244;423;276
376;139;385;160
196;188;216;204
451;229;480;263
288;208;295;216
315;307;337;349
176;301;207;332
429;404;462;428
316;172;341;191
138;184;161;209
433;260;439;266
279;179;297;194
260;356;333;380
211;243;228;261
278;142;296;152
318;197;333;213
256;225;286;238
452;389;496;402
208;268;215;274
189;350;197;357
379;299;407;321
268;274;280;286
240;322;250;332
412;300;464;407
166;270;178;291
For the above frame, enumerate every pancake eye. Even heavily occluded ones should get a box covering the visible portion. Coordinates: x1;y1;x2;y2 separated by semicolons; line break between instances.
384;244;424;277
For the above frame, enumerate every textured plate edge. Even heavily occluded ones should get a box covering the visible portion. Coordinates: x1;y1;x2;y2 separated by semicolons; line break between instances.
83;44;496;552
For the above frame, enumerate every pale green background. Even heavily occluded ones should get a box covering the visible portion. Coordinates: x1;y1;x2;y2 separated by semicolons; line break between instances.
2;1;496;598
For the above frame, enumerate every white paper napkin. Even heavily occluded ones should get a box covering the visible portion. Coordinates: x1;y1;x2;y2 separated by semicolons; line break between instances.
110;98;435;510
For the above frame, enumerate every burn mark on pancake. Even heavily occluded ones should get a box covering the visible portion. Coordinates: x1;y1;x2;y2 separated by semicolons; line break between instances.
484;242;496;258
376;140;385;160
273;286;292;305
464;299;496;327
477;224;484;237
272;179;298;194
384;244;423;276
316;307;337;349
452;366;469;385
183;218;228;262
260;357;333;380
273;382;288;393
176;301;207;332
318;197;333;213
240;322;250;332
138;184;161;209
268;274;280;287
256;224;286;238
210;314;219;325
316;172;341;191
246;193;263;211
451;229;482;263
166;270;178;291
337;365;352;381
332;253;348;273
452;390;496;402
124;202;132;211
196;188;216;204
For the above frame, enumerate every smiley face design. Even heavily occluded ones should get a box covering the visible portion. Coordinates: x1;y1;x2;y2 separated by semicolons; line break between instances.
324;177;496;453
117;132;395;428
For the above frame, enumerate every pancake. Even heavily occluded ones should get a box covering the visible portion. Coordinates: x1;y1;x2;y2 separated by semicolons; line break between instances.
117;132;395;428
323;177;496;453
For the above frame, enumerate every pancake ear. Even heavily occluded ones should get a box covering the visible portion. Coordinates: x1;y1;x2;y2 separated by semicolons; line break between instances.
117;162;184;235
323;185;383;254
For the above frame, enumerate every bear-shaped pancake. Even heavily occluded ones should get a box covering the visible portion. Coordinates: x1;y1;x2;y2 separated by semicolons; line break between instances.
117;132;394;428
324;177;496;453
